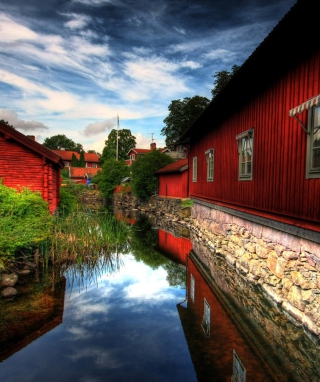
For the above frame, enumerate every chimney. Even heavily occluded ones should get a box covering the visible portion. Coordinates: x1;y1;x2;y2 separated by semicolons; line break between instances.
27;135;35;141
150;142;156;150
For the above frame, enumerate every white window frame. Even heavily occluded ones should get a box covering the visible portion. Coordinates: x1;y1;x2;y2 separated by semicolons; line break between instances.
201;298;210;337
92;163;98;168
192;156;197;182
236;129;254;181
306;105;320;178
205;148;214;182
232;350;246;382
190;274;195;302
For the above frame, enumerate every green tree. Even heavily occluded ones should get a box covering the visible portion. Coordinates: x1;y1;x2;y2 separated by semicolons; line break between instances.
94;159;130;199
100;129;136;164
71;153;79;167
79;150;85;167
43;134;83;151
211;65;240;98
0;120;14;128
131;150;174;201
161;96;210;148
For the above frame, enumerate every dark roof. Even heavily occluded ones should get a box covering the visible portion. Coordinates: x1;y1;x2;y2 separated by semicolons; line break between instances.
0;122;64;169
155;158;188;174
180;0;315;140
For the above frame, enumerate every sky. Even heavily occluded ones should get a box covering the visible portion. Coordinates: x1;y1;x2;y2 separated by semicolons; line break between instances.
0;0;297;153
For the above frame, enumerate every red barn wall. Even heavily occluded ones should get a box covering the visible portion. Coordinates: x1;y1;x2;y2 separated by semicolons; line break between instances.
158;171;188;198
0;136;60;212
189;50;320;229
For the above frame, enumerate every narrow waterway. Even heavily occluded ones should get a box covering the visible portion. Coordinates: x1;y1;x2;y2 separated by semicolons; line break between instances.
1;213;320;381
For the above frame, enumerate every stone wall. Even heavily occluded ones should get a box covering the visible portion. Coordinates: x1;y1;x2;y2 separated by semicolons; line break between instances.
191;201;320;336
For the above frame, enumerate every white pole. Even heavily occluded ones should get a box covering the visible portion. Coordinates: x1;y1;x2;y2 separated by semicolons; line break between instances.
116;114;119;161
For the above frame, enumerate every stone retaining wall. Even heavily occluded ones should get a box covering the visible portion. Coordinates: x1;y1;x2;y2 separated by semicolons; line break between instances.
191;201;320;336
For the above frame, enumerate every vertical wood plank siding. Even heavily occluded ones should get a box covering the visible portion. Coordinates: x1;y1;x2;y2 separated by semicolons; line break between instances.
0;136;60;212
189;50;320;228
158;172;188;198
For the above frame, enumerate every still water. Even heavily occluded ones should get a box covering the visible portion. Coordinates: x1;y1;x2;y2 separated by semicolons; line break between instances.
1;214;320;381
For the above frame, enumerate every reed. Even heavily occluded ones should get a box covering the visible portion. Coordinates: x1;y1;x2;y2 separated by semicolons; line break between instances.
40;211;130;266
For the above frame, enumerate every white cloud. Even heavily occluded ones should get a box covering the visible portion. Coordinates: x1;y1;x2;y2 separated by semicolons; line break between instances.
0;109;49;131
0;13;37;42
174;26;186;35
181;60;202;69
204;48;236;62
71;0;116;5
82;119;115;136
64;14;92;29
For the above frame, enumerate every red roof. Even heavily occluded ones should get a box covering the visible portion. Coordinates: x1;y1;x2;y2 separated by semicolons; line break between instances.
128;147;169;155
69;167;100;178
0;123;64;168
155;158;188;174
52;150;100;163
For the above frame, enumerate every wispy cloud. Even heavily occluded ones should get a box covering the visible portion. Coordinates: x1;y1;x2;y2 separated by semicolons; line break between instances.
63;13;92;29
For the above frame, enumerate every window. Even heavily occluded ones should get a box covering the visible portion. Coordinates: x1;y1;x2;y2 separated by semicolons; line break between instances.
205;148;214;181
190;274;195;302
236;129;254;180
202;298;210;337
64;161;69;167
92;163;98;168
193;157;197;182
307;106;320;178
232;350;246;382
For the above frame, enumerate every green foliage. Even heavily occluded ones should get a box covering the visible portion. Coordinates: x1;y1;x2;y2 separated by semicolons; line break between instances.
94;159;130;199
211;65;240;98
71;153;79;167
79;150;85;167
100;129;136;164
0;182;53;257
163;262;186;288
43;134;83;151
130;215;168;269
161;96;210;148
58;179;85;215
181;199;193;207
0;120;14;128
61;168;70;178
131;150;174;201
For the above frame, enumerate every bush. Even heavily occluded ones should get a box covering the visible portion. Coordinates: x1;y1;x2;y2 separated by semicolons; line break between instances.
0;182;53;257
131;150;173;201
58;179;85;215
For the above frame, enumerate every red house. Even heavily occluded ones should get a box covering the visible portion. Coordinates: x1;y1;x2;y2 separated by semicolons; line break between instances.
0;123;64;213
52;150;100;168
155;158;189;198
157;228;192;264
69;167;100;185
126;142;170;165
180;0;320;242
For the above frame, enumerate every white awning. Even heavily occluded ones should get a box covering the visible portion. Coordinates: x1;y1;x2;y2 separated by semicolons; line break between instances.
289;94;320;116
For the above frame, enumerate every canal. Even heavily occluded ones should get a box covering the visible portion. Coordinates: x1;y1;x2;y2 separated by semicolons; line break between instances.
1;212;320;381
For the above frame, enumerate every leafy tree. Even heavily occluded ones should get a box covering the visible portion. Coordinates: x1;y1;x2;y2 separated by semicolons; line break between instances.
131;150;174;201
161;96;210;148
100;129;136;164
163;262;186;288
0;120;14;128
87;150;100;155
211;65;240;98
43;134;83;151
79;150;85;167
71;153;79;167
93;158;130;199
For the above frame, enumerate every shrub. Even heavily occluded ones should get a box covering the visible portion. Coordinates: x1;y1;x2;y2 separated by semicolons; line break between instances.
0;182;53;257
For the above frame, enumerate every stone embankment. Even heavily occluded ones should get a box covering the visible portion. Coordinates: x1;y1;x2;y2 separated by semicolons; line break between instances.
114;191;320;337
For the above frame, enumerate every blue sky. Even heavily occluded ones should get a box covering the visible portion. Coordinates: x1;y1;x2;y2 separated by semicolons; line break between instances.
0;0;296;153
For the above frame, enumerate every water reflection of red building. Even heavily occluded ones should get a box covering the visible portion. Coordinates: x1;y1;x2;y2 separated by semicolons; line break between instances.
157;229;192;265
178;252;279;382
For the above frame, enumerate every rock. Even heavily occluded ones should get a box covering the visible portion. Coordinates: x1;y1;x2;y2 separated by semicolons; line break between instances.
1;273;18;287
1;287;18;298
18;269;31;275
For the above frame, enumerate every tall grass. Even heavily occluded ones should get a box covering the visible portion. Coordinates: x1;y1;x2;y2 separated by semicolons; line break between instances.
40;211;131;266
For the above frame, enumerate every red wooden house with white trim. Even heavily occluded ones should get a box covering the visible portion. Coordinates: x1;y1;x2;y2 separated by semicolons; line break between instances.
126;143;170;165
0;123;64;213
52;150;100;169
179;0;320;244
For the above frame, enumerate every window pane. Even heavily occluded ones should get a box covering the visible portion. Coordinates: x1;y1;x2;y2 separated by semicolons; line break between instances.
313;106;320;127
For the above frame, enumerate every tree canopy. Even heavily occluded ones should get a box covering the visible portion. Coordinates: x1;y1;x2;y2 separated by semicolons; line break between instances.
131;150;174;201
93;158;130;199
100;129;136;164
161;96;210;148
211;65;240;99
43;134;83;151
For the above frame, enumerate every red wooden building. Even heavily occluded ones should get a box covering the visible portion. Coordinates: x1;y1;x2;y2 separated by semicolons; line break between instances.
52;150;100;169
0;123;64;213
180;0;320;241
155;158;189;198
126;143;169;165
157;228;192;265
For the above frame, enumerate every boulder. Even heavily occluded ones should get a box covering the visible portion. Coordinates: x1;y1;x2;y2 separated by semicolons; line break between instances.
1;273;18;288
1;287;18;298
